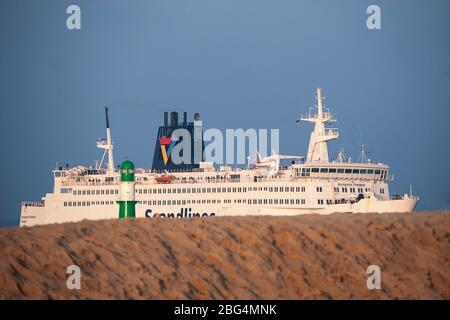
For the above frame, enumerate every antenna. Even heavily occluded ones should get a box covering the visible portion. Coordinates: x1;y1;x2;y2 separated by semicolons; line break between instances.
358;144;368;163
337;147;346;163
105;106;110;129
97;106;115;172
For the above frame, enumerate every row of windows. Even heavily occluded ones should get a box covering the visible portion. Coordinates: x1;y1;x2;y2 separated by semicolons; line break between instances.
136;186;307;195
135;198;308;206
318;199;353;205
70;189;118;196
63;200;115;207
333;187;370;193
298;168;386;175
67;185;377;198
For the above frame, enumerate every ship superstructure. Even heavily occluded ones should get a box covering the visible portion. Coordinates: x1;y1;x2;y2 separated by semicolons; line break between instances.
20;88;418;226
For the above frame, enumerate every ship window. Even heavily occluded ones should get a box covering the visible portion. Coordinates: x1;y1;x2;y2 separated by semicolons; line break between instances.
64;202;67;207
329;168;337;173
352;169;360;174
380;188;385;194
311;168;320;173
345;169;352;174
320;168;328;173
316;187;323;192
334;187;339;192
301;186;306;192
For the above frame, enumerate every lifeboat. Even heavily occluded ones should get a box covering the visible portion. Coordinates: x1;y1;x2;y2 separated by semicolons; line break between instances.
156;175;174;184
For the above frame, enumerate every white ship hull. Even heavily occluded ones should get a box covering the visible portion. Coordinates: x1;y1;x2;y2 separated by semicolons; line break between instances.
20;191;417;227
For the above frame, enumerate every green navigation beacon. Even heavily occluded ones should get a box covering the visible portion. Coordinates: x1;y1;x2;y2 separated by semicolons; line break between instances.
118;160;137;218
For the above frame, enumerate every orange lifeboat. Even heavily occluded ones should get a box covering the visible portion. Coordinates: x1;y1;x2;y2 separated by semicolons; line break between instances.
156;174;174;184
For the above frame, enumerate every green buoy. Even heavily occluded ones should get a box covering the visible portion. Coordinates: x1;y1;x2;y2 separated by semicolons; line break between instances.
118;160;137;218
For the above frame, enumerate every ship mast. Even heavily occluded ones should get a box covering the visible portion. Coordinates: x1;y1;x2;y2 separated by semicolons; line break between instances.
299;87;339;163
97;107;115;172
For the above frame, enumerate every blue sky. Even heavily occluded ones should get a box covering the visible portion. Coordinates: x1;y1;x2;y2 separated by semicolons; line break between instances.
0;0;449;226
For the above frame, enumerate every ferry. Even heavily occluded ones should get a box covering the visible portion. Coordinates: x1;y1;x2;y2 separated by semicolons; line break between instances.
20;88;418;226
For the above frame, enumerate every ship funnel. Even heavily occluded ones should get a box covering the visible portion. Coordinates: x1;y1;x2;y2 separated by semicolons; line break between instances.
164;112;168;127
170;111;178;126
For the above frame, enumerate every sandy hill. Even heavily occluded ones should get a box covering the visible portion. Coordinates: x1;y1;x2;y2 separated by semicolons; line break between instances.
0;212;449;299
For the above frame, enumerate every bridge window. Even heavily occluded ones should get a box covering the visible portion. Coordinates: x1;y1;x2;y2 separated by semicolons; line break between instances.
337;168;344;173
375;170;381;174
352;169;360;174
311;168;320;173
320;168;329;173
329;168;337;173
360;169;367;174
367;169;374;174
345;169;352;174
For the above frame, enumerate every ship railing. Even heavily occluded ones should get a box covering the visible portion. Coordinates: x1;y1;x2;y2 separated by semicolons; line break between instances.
390;194;418;201
306;172;394;181
60;180;119;186
22;201;44;207
137;175;297;185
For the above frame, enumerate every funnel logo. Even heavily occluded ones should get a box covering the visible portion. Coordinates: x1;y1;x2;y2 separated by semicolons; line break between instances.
160;136;176;165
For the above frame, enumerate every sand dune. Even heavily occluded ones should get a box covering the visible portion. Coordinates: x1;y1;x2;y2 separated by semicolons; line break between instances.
0;211;449;299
